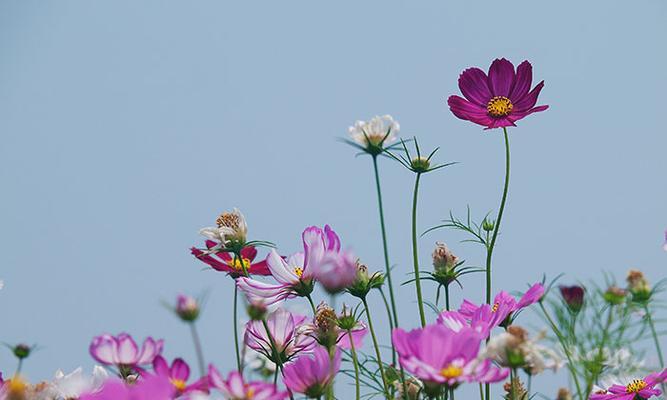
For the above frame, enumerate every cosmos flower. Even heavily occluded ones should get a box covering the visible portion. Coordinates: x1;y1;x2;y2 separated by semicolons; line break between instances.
299;302;368;350
481;325;562;375
237;225;340;305
310;251;358;294
559;285;585;314
89;333;163;371
392;324;508;393
191;242;270;277
244;308;315;364
152;356;207;394
48;366;109;399
458;283;544;331
208;367;287;400
282;346;341;399
79;374;175;400
199;208;248;247
590;369;667;399
348;115;399;149
448;58;548;129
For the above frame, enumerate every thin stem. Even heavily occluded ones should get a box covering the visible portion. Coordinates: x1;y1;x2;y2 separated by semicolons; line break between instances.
362;297;391;399
587;306;614;395
15;359;23;377
645;304;666;394
348;329;361;400
449;387;455;400
510;368;517;400
306;294;317;315
372;156;400;337
539;302;583;399
233;284;242;372
445;284;451;311
411;173;426;327
478;383;484;400
189;323;206;378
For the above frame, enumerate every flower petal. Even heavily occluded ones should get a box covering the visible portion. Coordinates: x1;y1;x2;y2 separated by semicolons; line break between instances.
458;67;492;106
509;61;532;100
487;58;515;97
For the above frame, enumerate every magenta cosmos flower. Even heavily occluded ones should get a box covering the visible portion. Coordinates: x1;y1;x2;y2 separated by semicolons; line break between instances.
448;58;548;129
209;366;287;400
245;308;315;364
79;374;175;400
151;356;207;394
282;346;341;398
90;333;163;370
458;283;544;331
590;369;667;400
393;324;507;395
191;242;270;277
237;225;341;305
311;250;358;294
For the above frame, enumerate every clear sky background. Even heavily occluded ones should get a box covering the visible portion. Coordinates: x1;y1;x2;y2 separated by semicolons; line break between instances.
1;1;666;398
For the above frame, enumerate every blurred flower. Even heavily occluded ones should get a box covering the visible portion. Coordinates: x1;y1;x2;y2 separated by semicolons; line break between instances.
392;324;507;396
663;230;667;252
482;325;562;375
459;283;544;330
348;115;399;152
199;208;248;248
237;225;339;304
282;346;340;399
243;350;276;378
11;344;32;360
627;269;652;303
89;333;163;373
191;243;270;277
556;388;572;400
590;369;667;399
300;303;368;351
208;367;287;400
0;280;3;291
174;294;201;322
448;58;548;129
347;260;384;299
393;378;422;400
603;286;627;305
79;374;175;400
152;356;206;394
559;285;585;314
49;366;108;399
437;310;492;338
244;308;315;364
310;251;358;294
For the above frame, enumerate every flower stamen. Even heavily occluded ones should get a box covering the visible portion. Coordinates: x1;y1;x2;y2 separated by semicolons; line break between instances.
626;379;647;393
487;96;513;118
216;212;241;229
228;257;251;271
294;267;304;278
440;364;463;379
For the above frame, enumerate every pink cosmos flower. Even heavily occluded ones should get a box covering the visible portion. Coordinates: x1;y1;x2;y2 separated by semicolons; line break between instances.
208;366;287;400
282;346;341;398
79;374;175;400
152;356;207;394
237;225;341;305
437;309;493;338
458;283;544;331
89;333;163;369
311;251;358;294
244;308;315;363
191;242;270;277
448;58;548;129
590;369;667;399
392;324;507;391
663;230;667;252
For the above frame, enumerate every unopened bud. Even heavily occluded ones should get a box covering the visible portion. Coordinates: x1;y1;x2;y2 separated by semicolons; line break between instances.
559;285;585;314
603;286;627;305
411;156;431;172
337;304;358;331
557;388;573;400
432;242;458;274
13;344;31;360
247;301;268;321
626;269;651;303
482;218;495;232
314;302;338;349
175;294;200;322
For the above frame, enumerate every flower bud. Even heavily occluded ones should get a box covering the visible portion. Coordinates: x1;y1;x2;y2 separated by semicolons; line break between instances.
603;286;627;305
482;218;495;232
175;294;200;322
347;261;384;299
557;388;573;400
410;156;431;172
314;302;339;350
559;285;585;314
394;378;422;400
626;269;651;303
337;304;358;331
432;242;459;274
12;344;31;360
246;300;268;321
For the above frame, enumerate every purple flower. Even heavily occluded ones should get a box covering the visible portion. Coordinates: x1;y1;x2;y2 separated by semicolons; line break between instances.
559;285;585;314
590;369;667;399
311;251;358;294
79;374;175;400
282;346;341;398
89;333;163;370
237;225;341;305
209;366;287;400
244;308;315;363
392;324;507;392
152;356;206;394
448;58;548;129
459;283;544;331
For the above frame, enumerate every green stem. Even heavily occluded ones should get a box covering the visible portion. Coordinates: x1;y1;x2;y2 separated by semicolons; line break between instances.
306;293;317;315
510;368;517;400
645;304;666;394
189;322;206;378
411;173;426;327
478;383;484;400
445;284;450;311
587;306;613;395
362;297;391;399
372;156;400;337
233;284;242;372
539;302;583;399
15;359;23;377
348;329;361;400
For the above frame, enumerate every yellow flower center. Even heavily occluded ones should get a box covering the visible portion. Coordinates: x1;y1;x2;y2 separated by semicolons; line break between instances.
294;267;304;278
491;303;499;312
216;212;240;229
170;379;187;391
487;96;513;118
246;386;255;398
440;364;463;379
626;379;647;393
228;257;251;271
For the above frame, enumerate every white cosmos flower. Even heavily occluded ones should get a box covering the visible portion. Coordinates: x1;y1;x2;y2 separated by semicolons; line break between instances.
48;366;108;398
348;115;399;148
483;328;563;375
199;208;248;247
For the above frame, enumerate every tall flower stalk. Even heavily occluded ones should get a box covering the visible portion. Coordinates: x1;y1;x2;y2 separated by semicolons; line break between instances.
362;297;391;399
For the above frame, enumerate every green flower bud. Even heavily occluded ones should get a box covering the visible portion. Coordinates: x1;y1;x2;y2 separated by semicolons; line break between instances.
603;286;627;305
410;156;431;172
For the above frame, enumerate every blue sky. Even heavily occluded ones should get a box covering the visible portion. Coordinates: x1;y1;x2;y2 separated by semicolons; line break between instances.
0;0;665;398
